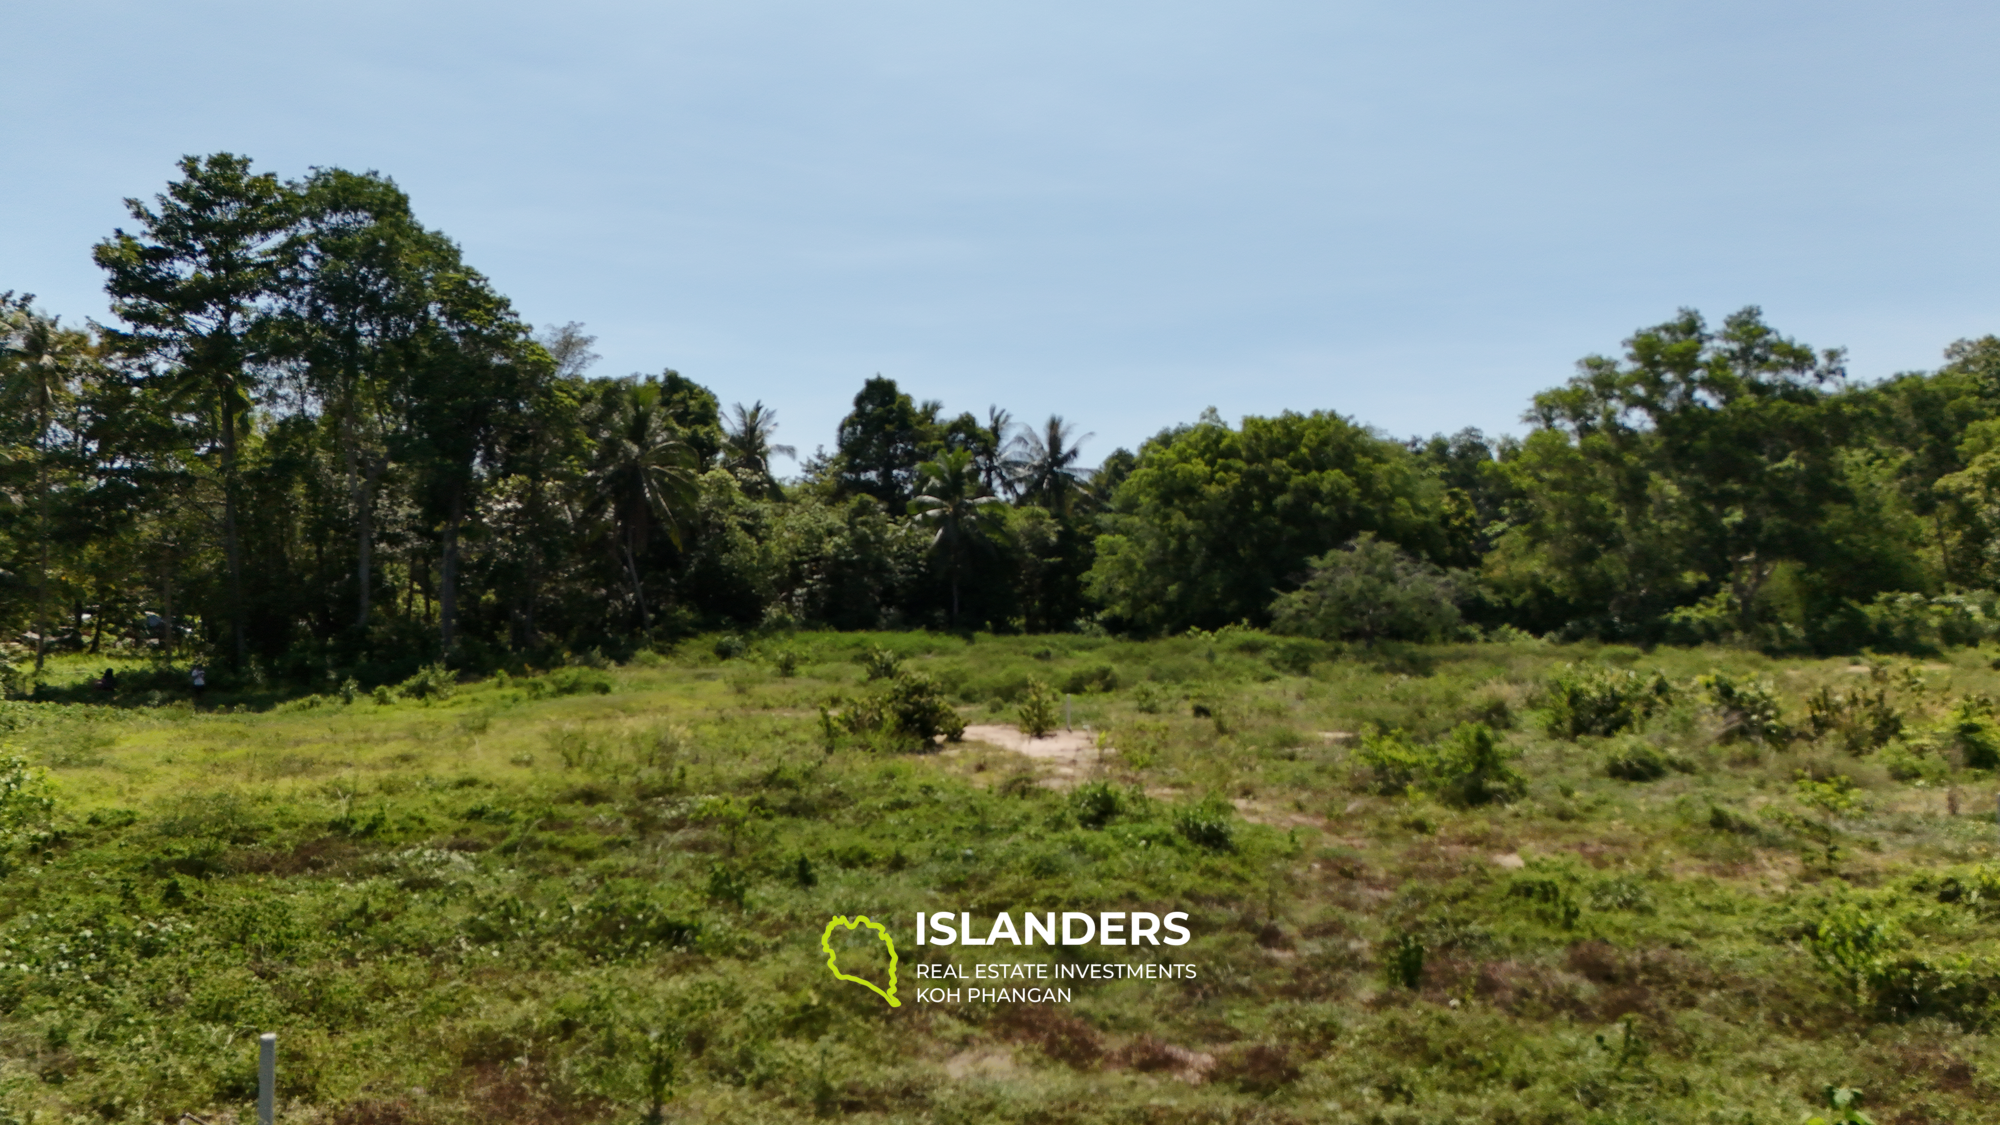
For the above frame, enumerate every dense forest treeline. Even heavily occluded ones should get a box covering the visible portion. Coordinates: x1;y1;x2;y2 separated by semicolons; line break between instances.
6;152;2000;685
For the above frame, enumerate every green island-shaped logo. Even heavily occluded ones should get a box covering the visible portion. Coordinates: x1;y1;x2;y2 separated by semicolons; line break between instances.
820;915;900;1007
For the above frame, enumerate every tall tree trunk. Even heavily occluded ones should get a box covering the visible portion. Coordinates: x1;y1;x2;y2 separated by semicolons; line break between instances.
355;452;382;630
33;383;48;674
161;546;175;659
520;460;546;650
34;538;46;674
440;487;463;657
220;392;246;665
620;535;650;632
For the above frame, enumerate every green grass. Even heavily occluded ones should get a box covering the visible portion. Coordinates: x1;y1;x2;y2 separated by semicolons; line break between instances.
0;635;1994;1122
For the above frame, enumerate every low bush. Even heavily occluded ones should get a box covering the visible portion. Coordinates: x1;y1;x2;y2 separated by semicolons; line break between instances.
1357;722;1524;807
823;670;965;750
1018;678;1060;738
1806;685;1903;755
1700;672;1790;744
1268;533;1470;642
523;667;614;698
1071;780;1127;829
1604;739;1674;782
1935;698;2000;768
1173;797;1235;851
1062;664;1118;695
861;645;903;681
1539;664;1673;739
397;661;457;702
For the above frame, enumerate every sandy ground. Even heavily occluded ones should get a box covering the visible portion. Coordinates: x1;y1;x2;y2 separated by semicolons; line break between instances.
959;723;1111;787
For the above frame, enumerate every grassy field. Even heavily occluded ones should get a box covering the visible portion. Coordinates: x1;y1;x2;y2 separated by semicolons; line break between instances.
0;632;1994;1123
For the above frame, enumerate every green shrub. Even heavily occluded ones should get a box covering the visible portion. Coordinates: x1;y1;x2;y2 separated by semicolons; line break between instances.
0;757;53;851
1604;740;1670;782
772;649;801;678
1264;638;1323;676
1018;678;1060;738
1173;797;1235;851
1539;664;1672;739
397;662;458;701
1431;723;1526;807
1700;672;1790;744
1357;722;1524;807
1806;686;1903;755
1937;698;2000;768
825;670;965;750
713;634;747;660
1071;780;1127;829
1355;726;1432;797
1808;900;1895;1011
1795;772;1867;816
705;865;749;909
1507;872;1580;929
1132;681;1170;714
1383;933;1425;989
1811;900;2000;1025
1932;866;2000;913
1804;1086;1877;1125
524;667;614;698
1062;664;1118;694
1879;740;1949;782
1268;533;1469;642
883;671;965;745
861;646;903;681
1600;736;1680;780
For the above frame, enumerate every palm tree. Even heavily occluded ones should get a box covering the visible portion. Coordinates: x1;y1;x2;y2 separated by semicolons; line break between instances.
1013;415;1094;516
722;400;795;499
975;405;1021;498
585;380;699;631
909;448;1005;627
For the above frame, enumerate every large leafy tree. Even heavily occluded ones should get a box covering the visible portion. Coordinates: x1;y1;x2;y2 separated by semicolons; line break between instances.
0;303;81;669
93;153;293;664
395;249;541;656
835;376;929;509
1489;308;1854;639
1086;410;1450;633
273;167;433;632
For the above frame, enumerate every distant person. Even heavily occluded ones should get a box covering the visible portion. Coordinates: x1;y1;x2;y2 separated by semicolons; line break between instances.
96;667;115;692
190;665;206;704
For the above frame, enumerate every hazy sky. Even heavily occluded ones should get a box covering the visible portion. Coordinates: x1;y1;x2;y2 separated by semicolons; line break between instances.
6;1;1998;465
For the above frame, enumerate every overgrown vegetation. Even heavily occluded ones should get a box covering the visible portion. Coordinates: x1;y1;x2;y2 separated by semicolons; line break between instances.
0;635;1978;1122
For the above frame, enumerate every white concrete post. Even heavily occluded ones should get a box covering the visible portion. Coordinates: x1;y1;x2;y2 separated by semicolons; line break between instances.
258;1032;275;1125
1064;695;1071;731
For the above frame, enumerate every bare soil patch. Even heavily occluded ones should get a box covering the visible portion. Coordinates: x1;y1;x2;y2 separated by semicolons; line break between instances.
959;724;1111;788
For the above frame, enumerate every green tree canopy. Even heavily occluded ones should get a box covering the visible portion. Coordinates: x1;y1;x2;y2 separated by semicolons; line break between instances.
835;376;928;509
1086;409;1450;633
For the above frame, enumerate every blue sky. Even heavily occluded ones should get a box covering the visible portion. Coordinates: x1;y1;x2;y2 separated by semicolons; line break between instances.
5;1;1998;466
